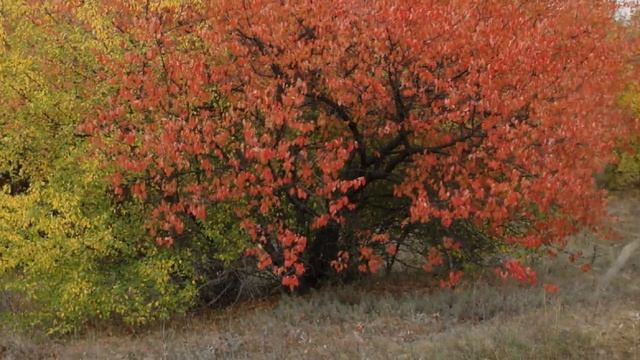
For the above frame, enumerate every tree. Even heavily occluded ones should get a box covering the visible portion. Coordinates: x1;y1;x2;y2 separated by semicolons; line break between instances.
0;0;211;334
84;0;638;290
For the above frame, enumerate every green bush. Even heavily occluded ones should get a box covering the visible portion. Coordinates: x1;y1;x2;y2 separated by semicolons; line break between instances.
0;1;250;335
602;149;640;190
0;147;252;335
0;154;194;334
601;87;640;190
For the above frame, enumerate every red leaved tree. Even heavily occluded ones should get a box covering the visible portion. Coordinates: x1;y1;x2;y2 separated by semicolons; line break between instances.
82;0;637;290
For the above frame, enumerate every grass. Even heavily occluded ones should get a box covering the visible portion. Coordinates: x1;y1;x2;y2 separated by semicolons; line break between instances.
2;192;640;359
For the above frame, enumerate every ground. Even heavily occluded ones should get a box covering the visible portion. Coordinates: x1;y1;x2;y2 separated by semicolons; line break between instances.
2;192;639;359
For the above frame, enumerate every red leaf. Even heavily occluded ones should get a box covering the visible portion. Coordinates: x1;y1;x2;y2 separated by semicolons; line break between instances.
282;275;299;291
543;283;560;294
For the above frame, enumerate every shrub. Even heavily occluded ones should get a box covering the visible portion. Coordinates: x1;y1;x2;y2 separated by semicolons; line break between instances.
0;0;250;334
83;0;638;290
0;155;197;334
601;86;640;190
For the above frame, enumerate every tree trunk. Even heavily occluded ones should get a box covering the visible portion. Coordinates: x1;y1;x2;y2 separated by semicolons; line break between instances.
300;221;340;290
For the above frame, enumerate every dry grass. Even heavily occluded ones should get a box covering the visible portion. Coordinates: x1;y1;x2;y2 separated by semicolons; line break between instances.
2;192;640;359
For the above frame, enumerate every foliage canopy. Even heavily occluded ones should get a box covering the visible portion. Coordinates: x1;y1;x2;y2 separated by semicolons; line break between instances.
82;0;638;289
